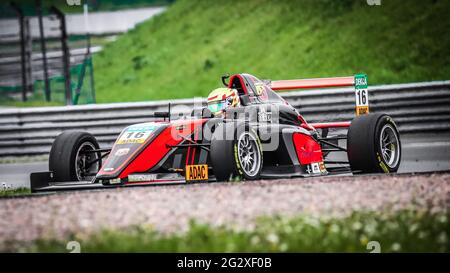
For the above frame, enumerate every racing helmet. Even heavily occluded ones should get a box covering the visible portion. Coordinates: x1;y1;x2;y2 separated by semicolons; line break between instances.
207;88;240;116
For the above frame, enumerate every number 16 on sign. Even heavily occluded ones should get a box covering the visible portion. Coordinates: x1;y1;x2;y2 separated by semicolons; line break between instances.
354;74;370;116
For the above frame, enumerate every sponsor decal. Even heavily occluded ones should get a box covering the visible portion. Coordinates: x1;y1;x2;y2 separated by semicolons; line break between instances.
255;84;265;96
319;161;327;173
311;162;321;174
355;75;368;87
185;164;208;181
115;148;130;156
306;162;324;175
234;144;244;176
128;174;158;182
254;83;269;101
108;178;121;184
377;153;390;173
127;126;156;132
116;125;155;144
306;163;320;174
258;108;272;122
356;105;369;115
305;164;311;174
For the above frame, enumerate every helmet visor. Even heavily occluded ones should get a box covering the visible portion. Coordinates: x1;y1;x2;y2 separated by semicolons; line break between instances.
207;101;226;114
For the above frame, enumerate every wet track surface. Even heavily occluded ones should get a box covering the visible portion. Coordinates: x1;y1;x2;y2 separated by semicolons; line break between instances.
1;133;449;189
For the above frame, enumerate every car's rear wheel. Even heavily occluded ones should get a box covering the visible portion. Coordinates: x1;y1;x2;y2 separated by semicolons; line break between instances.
210;123;263;181
347;113;401;174
49;131;101;182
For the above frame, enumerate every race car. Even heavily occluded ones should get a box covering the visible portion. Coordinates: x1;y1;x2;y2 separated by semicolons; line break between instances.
30;73;401;192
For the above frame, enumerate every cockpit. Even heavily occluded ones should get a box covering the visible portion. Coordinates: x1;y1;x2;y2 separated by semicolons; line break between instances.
226;73;287;106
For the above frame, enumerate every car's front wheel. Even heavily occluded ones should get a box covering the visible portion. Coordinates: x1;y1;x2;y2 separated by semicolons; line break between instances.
210;123;263;181
347;113;401;174
49;131;101;182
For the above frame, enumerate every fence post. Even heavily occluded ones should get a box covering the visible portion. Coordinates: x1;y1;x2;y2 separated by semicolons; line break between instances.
36;0;51;102
84;3;96;103
89;57;96;103
24;18;33;96
50;6;72;105
10;2;29;102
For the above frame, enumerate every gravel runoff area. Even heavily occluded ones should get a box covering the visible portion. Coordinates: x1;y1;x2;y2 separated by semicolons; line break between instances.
0;172;449;248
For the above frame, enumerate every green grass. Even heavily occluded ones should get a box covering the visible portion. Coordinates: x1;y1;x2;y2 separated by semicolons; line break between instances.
0;91;65;107
92;0;450;103
0;155;48;164
0;188;31;197
24;210;449;253
0;100;64;107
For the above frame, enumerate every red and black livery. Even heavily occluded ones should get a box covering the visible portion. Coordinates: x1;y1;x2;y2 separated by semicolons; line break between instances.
30;73;401;192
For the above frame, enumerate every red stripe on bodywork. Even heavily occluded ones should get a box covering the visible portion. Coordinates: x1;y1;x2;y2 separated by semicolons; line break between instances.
191;147;196;165
190;128;200;165
300;123;315;131
185;145;191;166
271;76;354;91
309;122;351;129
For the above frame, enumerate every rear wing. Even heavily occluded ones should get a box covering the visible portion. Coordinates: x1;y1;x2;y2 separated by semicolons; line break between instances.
270;74;369;116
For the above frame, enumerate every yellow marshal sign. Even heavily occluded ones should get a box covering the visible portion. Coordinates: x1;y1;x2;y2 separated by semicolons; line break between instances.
186;164;208;181
356;105;369;115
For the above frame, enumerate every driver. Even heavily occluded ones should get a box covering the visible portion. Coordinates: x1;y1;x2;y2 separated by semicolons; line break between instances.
206;87;240;117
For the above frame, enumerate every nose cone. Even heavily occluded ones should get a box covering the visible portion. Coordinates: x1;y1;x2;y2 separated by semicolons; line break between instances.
96;123;167;179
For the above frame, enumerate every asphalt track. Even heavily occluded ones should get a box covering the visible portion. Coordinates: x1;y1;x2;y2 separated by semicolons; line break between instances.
0;133;449;189
0;133;449;250
1;171;449;250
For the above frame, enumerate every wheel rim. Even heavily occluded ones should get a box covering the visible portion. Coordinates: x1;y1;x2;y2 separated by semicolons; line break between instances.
75;142;99;181
379;124;400;168
237;132;261;177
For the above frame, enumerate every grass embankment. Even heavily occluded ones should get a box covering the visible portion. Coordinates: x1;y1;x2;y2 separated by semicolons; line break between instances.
27;210;448;253
0;188;31;197
93;0;450;103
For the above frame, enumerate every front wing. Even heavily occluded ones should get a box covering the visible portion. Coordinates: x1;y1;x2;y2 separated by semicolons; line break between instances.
30;171;210;193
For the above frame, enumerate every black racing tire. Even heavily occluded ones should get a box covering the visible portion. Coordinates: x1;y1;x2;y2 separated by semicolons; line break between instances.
210;123;263;181
49;131;101;182
347;113;401;174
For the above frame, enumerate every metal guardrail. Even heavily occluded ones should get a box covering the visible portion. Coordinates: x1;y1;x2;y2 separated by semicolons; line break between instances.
0;81;449;156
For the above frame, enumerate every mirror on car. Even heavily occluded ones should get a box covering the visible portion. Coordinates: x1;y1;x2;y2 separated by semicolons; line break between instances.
191;108;214;119
239;95;250;106
154;112;170;121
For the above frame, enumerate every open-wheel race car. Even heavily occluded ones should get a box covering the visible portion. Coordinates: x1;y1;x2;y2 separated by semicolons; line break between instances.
30;73;402;192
